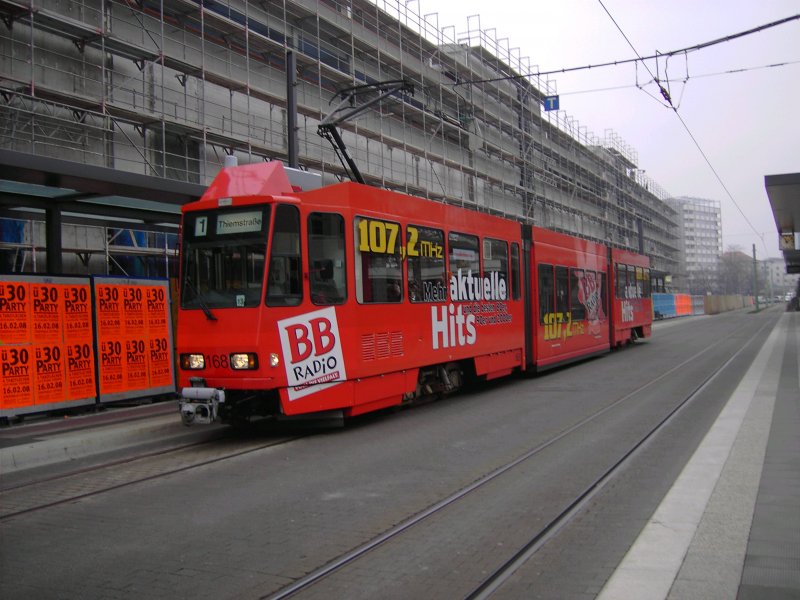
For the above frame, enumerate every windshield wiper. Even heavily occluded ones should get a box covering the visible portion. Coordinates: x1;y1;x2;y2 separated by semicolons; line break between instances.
183;275;218;321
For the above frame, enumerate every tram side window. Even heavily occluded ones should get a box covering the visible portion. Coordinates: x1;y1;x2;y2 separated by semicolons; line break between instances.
448;231;480;302
511;243;521;300
266;204;302;307
308;213;346;305
570;269;586;321
650;275;659;293
615;263;626;299
354;216;402;303
627;265;637;298
538;264;554;324
635;267;644;298
407;225;446;303
600;272;608;317
643;268;651;298
482;238;508;300
556;266;569;315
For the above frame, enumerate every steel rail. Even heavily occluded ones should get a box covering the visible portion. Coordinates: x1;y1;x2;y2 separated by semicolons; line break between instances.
264;317;774;600
466;316;775;599
0;433;224;493
0;433;307;520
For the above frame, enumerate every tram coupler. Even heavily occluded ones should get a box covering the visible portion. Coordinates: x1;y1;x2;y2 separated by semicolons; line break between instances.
179;387;226;426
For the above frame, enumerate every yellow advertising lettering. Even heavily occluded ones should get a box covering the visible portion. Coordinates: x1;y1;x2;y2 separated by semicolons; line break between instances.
543;312;582;342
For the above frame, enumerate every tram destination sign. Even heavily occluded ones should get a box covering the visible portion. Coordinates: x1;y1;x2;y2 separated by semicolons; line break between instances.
216;210;263;235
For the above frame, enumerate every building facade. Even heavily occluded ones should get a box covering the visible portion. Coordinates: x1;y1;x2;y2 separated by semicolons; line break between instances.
0;0;679;276
666;196;722;294
762;257;800;299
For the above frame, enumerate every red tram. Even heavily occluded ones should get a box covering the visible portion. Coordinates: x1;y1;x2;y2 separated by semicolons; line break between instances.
177;162;651;425
609;249;653;346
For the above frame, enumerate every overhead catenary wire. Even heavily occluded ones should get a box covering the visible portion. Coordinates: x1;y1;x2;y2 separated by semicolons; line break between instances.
596;0;671;105
451;14;800;88
558;59;800;97
669;109;769;256
594;1;775;257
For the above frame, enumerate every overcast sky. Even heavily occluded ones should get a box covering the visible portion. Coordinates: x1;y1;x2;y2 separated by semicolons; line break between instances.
404;0;799;259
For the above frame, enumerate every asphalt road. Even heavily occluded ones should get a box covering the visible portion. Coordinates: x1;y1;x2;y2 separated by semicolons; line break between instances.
0;308;782;600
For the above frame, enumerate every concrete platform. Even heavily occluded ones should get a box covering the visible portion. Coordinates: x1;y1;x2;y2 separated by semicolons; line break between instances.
599;311;799;600
0;400;202;480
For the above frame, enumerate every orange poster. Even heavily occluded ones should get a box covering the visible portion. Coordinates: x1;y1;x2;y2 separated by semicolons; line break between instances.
1;346;34;409
30;283;63;344
1;276;95;414
93;278;175;401
0;281;30;344
63;284;93;342
34;343;67;405
145;286;170;336
95;284;123;339
66;341;96;401
124;337;149;390
98;339;125;395
122;286;147;337
148;336;174;388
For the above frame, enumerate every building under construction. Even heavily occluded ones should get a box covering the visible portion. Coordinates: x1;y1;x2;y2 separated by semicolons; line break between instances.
0;0;679;277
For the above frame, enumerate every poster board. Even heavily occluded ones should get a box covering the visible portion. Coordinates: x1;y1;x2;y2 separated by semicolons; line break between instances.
0;276;96;417
93;277;176;404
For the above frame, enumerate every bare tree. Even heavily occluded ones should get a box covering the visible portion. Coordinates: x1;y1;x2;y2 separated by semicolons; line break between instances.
687;265;719;295
719;246;766;295
719;247;750;294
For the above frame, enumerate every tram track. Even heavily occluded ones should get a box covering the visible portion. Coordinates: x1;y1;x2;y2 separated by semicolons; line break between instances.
263;315;776;600
0;312;779;600
0;320;697;524
466;317;774;599
0;429;308;520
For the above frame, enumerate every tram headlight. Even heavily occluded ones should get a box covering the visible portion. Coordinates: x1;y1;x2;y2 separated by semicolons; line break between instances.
269;353;280;367
230;353;258;370
180;354;205;370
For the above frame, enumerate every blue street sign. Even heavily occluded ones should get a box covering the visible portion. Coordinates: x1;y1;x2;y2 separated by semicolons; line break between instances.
543;95;560;111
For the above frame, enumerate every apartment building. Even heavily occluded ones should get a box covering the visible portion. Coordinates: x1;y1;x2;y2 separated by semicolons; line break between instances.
666;196;722;293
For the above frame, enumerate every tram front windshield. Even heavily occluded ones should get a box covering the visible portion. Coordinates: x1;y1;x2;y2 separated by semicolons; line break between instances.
181;207;270;310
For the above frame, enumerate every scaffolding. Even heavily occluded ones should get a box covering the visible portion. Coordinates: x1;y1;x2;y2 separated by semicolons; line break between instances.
0;0;678;275
0;216;177;277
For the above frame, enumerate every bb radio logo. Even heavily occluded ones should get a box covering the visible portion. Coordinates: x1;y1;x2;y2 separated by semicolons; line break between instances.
277;307;347;401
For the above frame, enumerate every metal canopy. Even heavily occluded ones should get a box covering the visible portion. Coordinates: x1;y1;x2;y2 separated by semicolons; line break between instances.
0;148;206;273
765;172;800;274
0;149;206;213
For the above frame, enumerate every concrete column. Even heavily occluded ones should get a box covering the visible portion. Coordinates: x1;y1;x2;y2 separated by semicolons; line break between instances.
45;204;62;274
